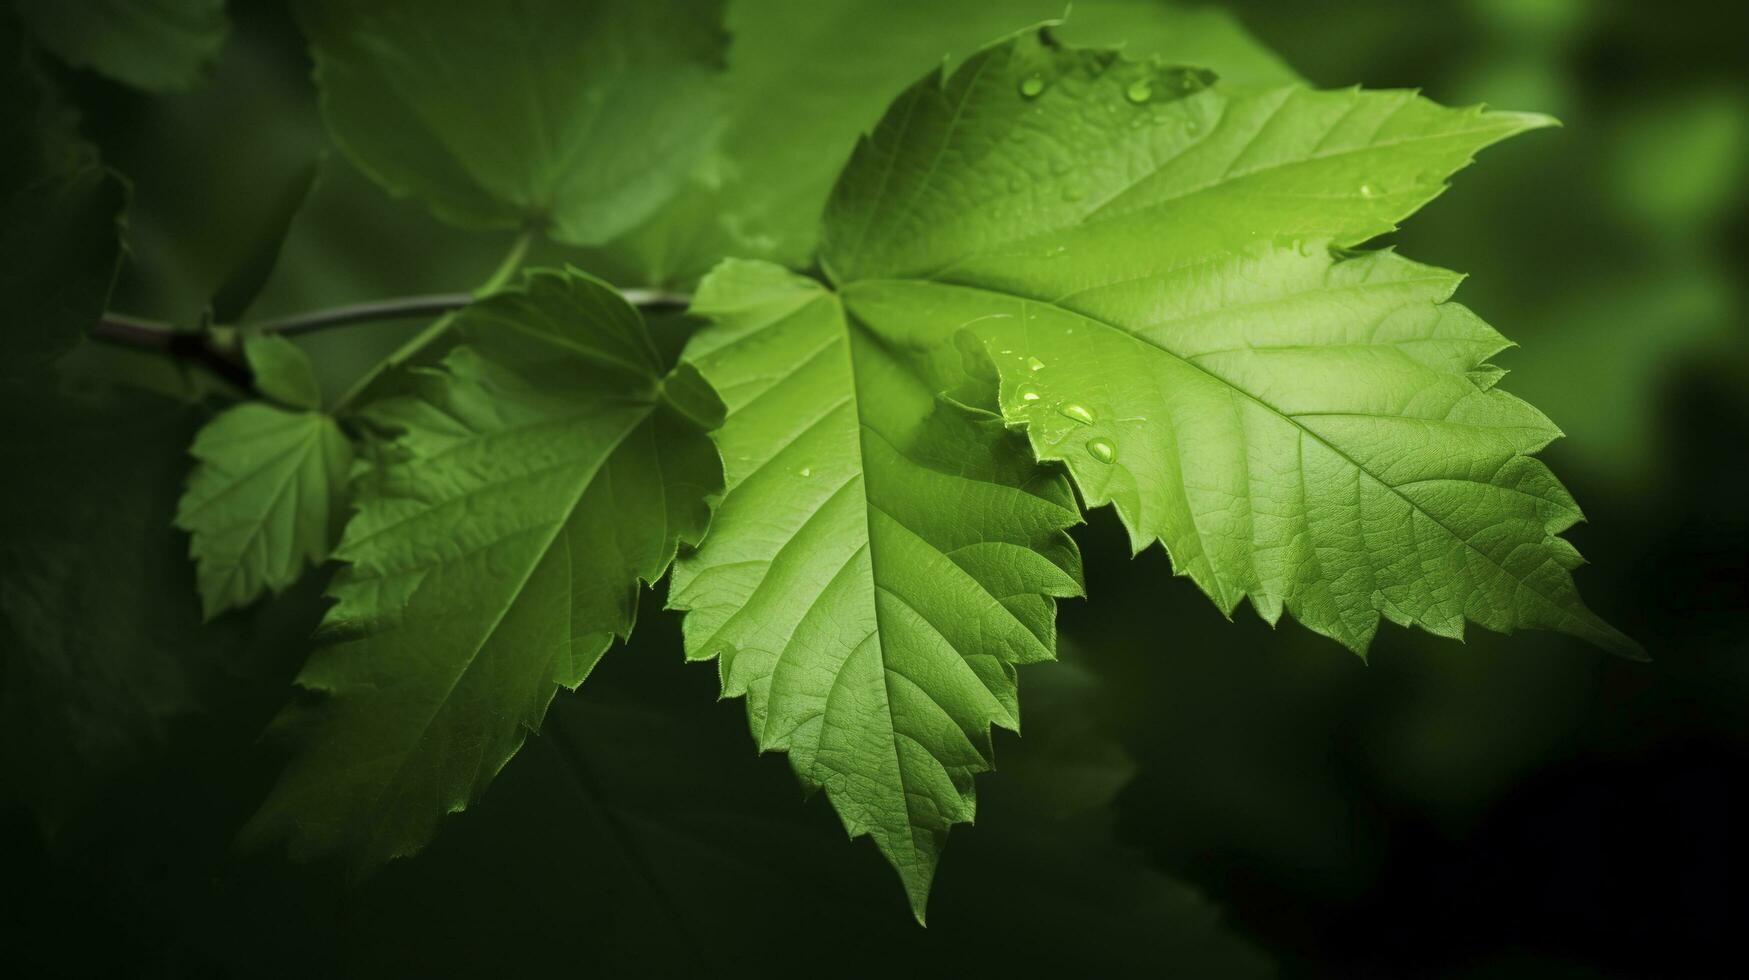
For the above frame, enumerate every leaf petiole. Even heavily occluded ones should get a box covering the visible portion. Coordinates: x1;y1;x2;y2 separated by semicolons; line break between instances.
331;228;535;412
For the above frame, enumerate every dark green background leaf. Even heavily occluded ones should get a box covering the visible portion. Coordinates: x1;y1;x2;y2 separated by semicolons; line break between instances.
296;0;727;246
0;17;126;375
13;0;230;91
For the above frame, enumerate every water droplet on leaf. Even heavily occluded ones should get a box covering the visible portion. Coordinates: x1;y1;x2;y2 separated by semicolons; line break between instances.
1026;356;1046;372
1058;402;1096;426
1019;74;1046;98
1086;437;1116;464
1359;182;1380;199
1017;384;1042;403
1125;78;1152;103
797;466;813;477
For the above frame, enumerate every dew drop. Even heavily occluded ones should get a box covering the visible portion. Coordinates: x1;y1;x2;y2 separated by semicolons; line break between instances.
1050;157;1072;177
1125;78;1152;104
797;466;813;477
1359;182;1380;199
1019;73;1046;98
1058;402;1096;426
1016;384;1042;403
1026;356;1046;372
1086;436;1117;464
1061;182;1087;203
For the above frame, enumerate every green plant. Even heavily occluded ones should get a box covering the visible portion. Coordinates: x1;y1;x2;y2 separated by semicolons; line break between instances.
2;0;1638;924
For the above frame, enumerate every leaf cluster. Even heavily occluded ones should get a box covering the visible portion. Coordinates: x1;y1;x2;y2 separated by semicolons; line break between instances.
0;0;1636;926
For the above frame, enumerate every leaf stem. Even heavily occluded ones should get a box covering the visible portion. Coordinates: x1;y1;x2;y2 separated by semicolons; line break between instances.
94;286;690;346
329;228;532;412
252;294;477;336
90;313;256;392
328;308;459;412
88;226;688;402
474;227;535;298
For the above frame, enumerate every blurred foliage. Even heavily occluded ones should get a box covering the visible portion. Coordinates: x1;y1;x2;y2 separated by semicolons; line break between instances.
11;0;229;92
2;1;1745;977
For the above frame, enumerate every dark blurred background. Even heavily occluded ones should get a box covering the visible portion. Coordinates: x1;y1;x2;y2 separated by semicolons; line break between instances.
3;1;1746;977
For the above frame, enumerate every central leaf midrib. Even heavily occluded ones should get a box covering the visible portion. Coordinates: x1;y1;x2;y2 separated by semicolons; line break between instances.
227;423;327;591
835;290;928;864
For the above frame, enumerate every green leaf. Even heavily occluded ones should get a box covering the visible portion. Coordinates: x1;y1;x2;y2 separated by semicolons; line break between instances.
668;259;1083;920
175;401;351;619
244;269;724;868
586;0;1297;286
242;332;321;410
13;0;229;92
821;33;1636;657
0;16;127;375
295;0;726;245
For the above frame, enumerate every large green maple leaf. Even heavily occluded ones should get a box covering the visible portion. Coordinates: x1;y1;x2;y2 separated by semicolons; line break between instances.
244;269;723;866
674;29;1637;916
668;259;1083;920
823;32;1638;658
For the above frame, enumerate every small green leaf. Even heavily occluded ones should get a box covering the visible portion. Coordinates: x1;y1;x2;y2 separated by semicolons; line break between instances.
296;0;726;245
13;0;229;92
244;269;724;868
820;32;1634;657
669;259;1083;920
0;17;127;375
242;332;321;410
175;402;351;619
